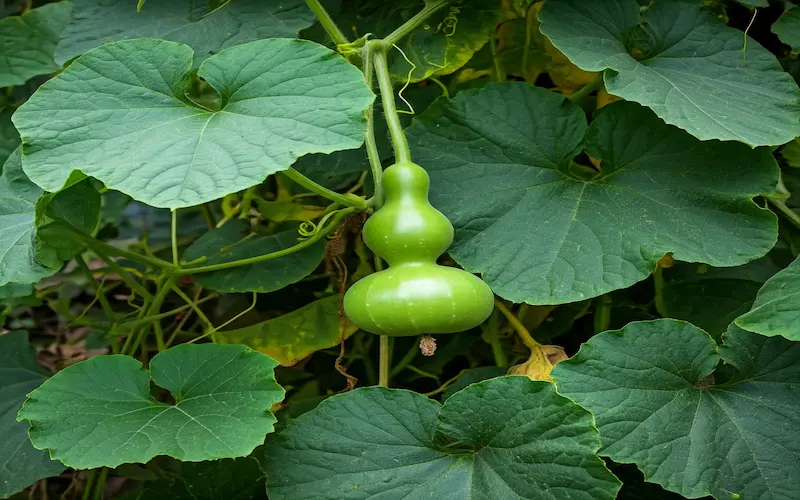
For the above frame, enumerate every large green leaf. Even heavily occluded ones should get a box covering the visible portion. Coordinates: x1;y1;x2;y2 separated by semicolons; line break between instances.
539;0;800;146
13;38;374;209
216;296;356;367
17;344;285;469
183;220;324;293
773;6;800;52
406;83;778;304
0;2;71;87
552;319;800;500
734;255;800;341
658;256;782;339
0;332;64;499
56;0;313;65
0;149;57;286
0;108;20;167
261;376;620;499
133;457;266;500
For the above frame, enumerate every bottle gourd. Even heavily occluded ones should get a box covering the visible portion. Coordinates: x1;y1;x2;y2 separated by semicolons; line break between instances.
343;162;494;336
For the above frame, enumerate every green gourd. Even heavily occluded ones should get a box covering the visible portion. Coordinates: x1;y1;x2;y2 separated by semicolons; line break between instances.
343;162;494;336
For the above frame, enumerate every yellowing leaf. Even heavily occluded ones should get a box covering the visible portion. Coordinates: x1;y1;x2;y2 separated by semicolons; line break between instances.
596;88;622;109
508;344;567;381
544;38;598;94
216;296;356;366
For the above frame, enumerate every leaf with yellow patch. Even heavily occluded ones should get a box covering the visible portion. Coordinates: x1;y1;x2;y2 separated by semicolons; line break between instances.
216;296;356;366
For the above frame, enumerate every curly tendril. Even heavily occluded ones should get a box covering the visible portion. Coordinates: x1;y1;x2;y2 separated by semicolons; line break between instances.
393;44;417;115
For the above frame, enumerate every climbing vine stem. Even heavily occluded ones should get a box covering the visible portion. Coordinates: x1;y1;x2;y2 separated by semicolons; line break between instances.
370;41;412;164
494;299;539;349
176;207;357;275
362;46;384;208
383;0;449;47
283;168;368;209
304;0;350;47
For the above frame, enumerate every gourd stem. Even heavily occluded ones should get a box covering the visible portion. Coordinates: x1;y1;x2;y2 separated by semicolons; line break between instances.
176;207;356;275
283;168;367;209
363;48;384;208
593;295;612;334
370;42;413;165
304;0;350;47
567;74;604;102
494;299;539;349
171;209;180;266
383;0;449;47
379;335;391;387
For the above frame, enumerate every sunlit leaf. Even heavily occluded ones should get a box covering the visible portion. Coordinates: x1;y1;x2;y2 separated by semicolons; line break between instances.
13;38;374;209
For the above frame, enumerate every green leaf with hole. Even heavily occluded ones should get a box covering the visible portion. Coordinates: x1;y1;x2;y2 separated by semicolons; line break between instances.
734;255;800;341
539;0;800;146
406;83;778;304
17;344;285;469
56;0;314;65
261;376;620;499
0;2;71;87
552;319;800;500
216;296;356;367
773;6;800;52
13;38;374;209
183;220;324;293
0;332;65;499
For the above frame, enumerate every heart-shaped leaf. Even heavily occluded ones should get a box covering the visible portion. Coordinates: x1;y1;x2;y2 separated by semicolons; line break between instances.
734;255;800;340
0;2;71;87
261;376;620;499
216;296;356;367
406;83;778;304
552;319;800;500
13;38;374;209
56;0;314;65
539;0;800;146
0;332;64;499
17;344;285;469
183;220;324;293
